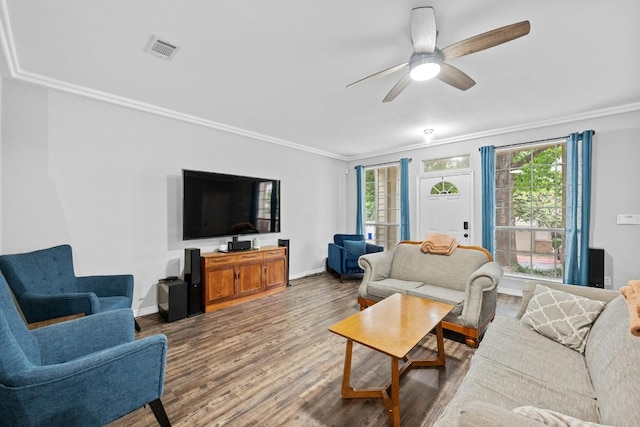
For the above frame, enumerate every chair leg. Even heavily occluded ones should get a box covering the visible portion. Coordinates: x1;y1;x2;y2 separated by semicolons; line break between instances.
149;398;171;427
135;319;141;332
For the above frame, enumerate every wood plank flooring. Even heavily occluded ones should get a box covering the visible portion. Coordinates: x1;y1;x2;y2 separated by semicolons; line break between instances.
108;273;520;427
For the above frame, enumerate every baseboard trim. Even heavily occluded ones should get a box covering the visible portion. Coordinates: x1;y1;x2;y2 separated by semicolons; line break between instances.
290;267;326;281
134;305;159;318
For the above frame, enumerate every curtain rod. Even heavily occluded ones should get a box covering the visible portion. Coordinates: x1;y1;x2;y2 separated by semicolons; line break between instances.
487;130;596;151
354;158;412;169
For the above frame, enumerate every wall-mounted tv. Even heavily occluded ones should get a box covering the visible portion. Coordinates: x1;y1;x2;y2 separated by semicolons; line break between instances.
182;169;281;240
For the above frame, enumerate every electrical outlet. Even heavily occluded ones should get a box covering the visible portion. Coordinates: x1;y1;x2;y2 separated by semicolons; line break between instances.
604;276;612;289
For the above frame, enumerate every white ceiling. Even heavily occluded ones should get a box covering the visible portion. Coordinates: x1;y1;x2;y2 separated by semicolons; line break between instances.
1;0;639;160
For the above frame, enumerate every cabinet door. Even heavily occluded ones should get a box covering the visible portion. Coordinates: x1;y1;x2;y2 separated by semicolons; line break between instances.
204;265;236;303
203;256;237;303
264;249;286;289
237;253;264;296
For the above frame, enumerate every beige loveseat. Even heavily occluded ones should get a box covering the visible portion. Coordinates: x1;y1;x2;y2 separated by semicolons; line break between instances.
434;280;640;427
357;241;503;347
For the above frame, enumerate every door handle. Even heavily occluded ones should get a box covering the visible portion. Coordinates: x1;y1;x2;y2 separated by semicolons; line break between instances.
464;233;469;238
463;221;469;230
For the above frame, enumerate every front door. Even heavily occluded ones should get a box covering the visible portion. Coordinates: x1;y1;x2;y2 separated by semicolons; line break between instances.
418;172;473;245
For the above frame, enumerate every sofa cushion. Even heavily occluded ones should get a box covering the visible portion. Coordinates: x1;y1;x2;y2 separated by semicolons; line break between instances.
457;401;549;427
408;284;465;318
477;317;595;398
585;295;640;427
435;354;601;427
512;406;614;427
343;239;366;257
388;244;488;292
97;296;133;313
367;279;423;299
520;285;606;353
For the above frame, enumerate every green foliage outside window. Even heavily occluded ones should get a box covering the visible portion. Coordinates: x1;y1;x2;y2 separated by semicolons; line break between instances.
365;169;376;222
510;145;563;228
495;142;565;279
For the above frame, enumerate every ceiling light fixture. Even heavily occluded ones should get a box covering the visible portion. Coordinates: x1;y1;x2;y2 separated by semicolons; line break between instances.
422;129;435;144
409;51;443;81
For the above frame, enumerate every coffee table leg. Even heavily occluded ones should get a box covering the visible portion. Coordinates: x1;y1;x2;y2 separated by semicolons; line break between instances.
339;342;410;426
409;321;447;368
390;357;400;427
341;339;388;399
341;339;354;397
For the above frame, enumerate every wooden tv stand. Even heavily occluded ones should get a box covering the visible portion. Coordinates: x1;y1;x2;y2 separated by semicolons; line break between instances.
201;246;287;312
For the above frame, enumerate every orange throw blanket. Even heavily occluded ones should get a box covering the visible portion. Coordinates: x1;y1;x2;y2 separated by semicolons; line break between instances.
420;233;459;256
620;280;640;337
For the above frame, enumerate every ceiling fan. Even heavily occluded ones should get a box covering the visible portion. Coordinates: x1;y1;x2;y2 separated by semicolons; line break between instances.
347;7;530;102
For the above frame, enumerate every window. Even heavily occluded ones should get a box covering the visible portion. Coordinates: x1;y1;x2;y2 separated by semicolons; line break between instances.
364;165;400;250
494;140;565;279
254;181;279;232
422;155;470;173
430;181;459;195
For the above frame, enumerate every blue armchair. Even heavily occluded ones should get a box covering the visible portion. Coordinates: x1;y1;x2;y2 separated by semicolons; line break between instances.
0;244;139;330
327;234;384;282
0;274;170;426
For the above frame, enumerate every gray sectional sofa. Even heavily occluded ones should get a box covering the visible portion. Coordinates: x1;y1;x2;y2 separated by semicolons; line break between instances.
357;241;503;347
434;280;640;427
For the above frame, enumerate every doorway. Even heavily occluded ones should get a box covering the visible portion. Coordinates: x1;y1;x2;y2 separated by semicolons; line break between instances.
418;172;473;245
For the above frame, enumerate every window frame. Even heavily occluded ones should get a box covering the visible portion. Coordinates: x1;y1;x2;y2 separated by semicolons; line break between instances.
494;139;566;280
364;163;400;250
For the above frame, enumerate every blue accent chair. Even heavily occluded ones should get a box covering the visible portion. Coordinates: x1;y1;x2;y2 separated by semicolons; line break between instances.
0;274;171;426
327;234;384;282
0;244;140;330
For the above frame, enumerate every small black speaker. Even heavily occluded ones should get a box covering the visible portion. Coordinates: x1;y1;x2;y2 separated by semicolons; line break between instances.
278;239;290;286
589;248;605;288
184;248;203;316
228;240;252;251
158;279;188;322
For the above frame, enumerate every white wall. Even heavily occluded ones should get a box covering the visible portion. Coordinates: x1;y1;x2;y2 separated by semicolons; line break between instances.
0;77;2;254
3;77;639;309
1;79;348;314
347;110;640;293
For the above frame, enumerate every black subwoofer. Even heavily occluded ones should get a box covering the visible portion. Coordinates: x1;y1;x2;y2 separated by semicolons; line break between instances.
158;278;188;322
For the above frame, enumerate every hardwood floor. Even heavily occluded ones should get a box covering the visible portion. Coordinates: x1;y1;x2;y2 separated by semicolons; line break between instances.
109;273;520;427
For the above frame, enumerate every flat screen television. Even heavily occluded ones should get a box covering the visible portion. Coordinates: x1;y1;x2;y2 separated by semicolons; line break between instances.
182;169;281;240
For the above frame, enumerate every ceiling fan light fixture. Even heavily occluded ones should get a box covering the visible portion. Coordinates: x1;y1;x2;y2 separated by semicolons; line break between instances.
409;51;443;81
410;63;441;81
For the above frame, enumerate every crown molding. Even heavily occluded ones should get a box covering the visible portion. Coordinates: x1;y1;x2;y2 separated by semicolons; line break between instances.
346;101;640;162
2;3;639;165
0;3;347;161
9;71;349;161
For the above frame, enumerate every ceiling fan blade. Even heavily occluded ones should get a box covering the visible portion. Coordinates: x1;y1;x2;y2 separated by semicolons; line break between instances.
383;73;412;102
346;62;408;89
411;7;437;53
437;63;476;91
441;21;530;61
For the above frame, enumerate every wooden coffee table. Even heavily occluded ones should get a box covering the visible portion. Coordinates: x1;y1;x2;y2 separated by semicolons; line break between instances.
328;293;454;427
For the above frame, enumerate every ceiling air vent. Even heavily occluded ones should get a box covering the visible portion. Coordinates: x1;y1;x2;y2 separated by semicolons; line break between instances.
145;36;179;61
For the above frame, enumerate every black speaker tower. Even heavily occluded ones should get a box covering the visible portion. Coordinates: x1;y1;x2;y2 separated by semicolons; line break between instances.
184;248;204;316
588;248;605;289
278;239;290;286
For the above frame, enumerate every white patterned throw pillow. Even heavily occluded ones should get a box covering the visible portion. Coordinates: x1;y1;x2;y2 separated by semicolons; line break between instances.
520;285;606;353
